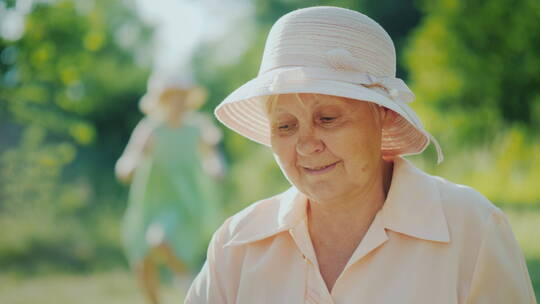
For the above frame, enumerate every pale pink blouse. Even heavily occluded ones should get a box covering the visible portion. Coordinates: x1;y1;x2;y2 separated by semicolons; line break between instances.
185;157;536;303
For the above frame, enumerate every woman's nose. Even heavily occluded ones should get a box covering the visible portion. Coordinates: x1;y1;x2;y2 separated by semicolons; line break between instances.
296;128;324;156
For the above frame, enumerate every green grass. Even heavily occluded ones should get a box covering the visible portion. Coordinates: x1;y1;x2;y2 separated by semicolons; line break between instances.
0;270;187;304
0;205;537;303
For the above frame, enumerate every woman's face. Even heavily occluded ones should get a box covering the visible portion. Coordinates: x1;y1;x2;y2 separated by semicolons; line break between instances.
269;93;385;203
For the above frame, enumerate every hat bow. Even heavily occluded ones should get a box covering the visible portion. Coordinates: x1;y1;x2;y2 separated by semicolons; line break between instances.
270;48;414;103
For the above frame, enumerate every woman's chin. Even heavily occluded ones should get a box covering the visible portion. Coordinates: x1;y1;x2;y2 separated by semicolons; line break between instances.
301;182;346;204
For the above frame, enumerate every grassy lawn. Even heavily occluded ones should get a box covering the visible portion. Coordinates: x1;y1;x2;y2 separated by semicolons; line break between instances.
0;204;538;303
0;270;187;304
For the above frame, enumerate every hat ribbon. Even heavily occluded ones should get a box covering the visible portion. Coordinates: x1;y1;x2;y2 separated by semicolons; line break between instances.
269;67;415;103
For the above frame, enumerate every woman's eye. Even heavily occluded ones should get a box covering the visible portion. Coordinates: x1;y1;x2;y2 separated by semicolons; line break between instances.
320;116;336;123
277;123;296;131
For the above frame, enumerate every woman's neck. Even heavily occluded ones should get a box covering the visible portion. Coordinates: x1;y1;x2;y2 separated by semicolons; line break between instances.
306;160;393;292
307;159;393;241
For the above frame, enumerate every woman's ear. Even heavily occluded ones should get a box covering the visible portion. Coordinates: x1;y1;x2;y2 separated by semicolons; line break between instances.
378;106;387;124
380;108;398;162
381;108;399;129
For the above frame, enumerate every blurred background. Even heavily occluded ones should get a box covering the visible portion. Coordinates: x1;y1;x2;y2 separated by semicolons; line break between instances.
0;0;538;302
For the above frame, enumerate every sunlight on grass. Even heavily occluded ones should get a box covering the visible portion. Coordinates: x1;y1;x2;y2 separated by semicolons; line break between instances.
0;270;188;304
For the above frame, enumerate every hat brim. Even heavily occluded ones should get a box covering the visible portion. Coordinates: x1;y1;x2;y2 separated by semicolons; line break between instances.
215;66;432;157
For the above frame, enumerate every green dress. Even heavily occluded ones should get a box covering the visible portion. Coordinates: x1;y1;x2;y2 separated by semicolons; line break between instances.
122;118;221;273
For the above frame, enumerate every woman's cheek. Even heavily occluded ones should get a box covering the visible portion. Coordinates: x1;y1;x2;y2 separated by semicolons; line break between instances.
282;150;298;176
272;139;297;175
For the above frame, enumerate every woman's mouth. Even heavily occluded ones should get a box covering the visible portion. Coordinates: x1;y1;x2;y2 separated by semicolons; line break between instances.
302;161;340;175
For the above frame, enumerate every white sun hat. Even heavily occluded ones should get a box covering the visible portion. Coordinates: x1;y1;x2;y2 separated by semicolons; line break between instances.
214;6;443;162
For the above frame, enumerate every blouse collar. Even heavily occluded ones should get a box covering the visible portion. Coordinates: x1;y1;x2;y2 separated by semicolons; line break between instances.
224;157;450;247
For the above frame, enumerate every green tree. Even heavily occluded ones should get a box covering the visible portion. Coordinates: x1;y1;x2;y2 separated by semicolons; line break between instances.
0;0;150;271
405;0;540;203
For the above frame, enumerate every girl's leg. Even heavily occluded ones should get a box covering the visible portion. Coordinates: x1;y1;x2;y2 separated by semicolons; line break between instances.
157;243;187;275
155;243;193;294
136;254;160;304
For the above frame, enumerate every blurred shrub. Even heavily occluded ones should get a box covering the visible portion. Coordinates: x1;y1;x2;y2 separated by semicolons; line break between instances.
406;0;540;204
0;0;150;272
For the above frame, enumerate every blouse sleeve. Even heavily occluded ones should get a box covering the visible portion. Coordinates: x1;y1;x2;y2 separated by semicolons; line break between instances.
184;223;228;304
465;209;537;304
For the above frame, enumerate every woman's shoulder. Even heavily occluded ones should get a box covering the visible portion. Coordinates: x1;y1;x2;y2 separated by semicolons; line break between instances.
397;158;501;227
429;173;504;230
210;187;297;248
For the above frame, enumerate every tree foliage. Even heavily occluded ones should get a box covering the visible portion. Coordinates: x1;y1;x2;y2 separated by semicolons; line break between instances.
406;0;540;203
0;0;151;271
407;0;540;133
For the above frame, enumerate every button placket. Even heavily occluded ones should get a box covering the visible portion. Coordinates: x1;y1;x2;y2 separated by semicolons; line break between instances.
305;257;324;304
289;226;318;303
289;221;335;304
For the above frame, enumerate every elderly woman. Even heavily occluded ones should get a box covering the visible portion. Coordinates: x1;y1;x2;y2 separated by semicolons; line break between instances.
185;6;536;304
